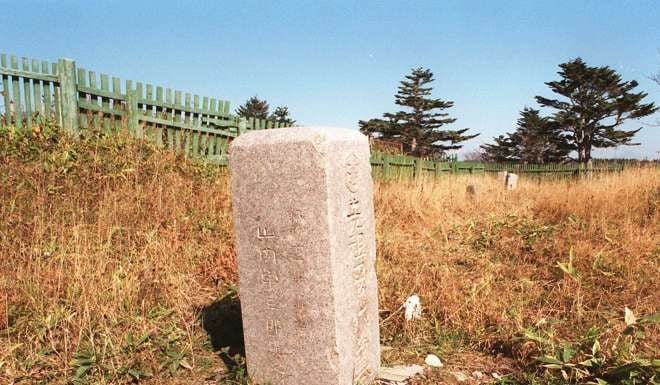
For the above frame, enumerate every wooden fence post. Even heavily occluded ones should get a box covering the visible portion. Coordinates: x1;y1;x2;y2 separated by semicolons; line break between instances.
127;88;141;137
414;158;422;179
238;117;247;135
383;154;391;180
57;58;79;134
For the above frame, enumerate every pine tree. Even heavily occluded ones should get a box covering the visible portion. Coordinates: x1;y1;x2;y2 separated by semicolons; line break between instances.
269;106;296;126
480;134;518;162
482;108;572;163
236;96;269;119
535;58;657;163
514;108;572;163
359;67;478;158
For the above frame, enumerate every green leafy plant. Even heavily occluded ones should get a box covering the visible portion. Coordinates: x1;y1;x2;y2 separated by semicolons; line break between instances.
221;348;252;385
557;247;579;280
524;309;660;384
69;348;97;384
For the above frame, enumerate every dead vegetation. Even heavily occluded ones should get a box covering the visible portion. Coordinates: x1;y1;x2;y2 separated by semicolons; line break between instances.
0;126;658;384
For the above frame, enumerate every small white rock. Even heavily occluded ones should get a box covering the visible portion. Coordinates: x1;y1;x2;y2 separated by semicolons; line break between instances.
624;306;636;326
492;372;501;379
452;372;469;382
472;371;485;379
424;354;443;368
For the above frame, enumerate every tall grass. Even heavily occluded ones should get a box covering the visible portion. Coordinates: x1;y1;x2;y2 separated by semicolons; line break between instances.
375;171;659;382
1;126;658;384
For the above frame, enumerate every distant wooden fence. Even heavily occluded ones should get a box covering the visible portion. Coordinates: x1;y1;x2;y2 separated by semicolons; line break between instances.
369;153;625;180
0;53;285;164
370;152;485;179
483;162;624;176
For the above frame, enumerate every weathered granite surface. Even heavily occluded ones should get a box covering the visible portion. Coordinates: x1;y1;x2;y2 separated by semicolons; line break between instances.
229;127;380;385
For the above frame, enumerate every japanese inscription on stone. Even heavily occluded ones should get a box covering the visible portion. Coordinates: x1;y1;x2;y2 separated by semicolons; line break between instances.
229;127;380;385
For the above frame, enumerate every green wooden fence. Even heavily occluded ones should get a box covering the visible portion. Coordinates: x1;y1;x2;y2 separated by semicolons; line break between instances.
483;162;624;176
0;53;285;163
0;53;627;178
369;152;624;180
370;152;485;180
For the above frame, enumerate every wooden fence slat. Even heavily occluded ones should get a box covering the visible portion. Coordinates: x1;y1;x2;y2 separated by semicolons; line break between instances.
58;59;79;133
216;136;227;156
77;68;89;129
88;71;99;129
31;59;42;115
126;83;137;135
192;95;201;156
21;58;33;129
201;98;210;155
52;62;61;127
217;100;225;116
193;94;200;122
44;65;54;121
112;77;122;132
135;82;145;138
184;93;192;157
145;84;154;141
174;90;182;151
100;74;111;133
154;86;164;146
209;98;217;117
207;133;216;155
126;79;138;135
1;54;10;126
202;96;210;154
10;56;22;130
202;96;209;114
165;88;174;149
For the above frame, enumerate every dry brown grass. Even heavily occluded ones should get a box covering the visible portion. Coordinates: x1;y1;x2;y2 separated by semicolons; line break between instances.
374;170;659;381
0;126;658;384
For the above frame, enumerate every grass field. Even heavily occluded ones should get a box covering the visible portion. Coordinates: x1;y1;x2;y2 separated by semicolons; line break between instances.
1;126;658;384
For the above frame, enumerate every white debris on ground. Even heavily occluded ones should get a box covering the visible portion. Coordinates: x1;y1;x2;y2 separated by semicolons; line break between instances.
624;306;636;326
403;294;422;321
472;370;485;380
378;364;502;384
452;371;469;382
378;364;424;384
424;354;443;367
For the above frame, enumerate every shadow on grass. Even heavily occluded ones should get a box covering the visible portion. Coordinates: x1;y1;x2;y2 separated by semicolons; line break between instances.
200;294;246;370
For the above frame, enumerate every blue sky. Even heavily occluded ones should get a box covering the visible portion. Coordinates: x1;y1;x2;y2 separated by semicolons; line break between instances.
2;0;659;158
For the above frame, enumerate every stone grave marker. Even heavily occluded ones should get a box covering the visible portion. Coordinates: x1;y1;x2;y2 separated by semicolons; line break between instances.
505;172;519;190
229;127;381;385
497;171;508;183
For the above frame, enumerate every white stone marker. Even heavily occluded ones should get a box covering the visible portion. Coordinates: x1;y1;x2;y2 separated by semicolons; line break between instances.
229;127;380;385
505;173;519;190
497;171;508;183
